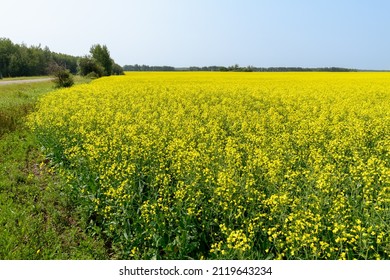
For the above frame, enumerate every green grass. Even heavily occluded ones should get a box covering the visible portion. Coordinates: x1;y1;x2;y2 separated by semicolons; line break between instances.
0;81;53;136
0;76;90;137
0;78;108;259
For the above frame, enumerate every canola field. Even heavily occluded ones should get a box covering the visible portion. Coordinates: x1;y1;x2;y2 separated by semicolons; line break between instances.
28;72;390;259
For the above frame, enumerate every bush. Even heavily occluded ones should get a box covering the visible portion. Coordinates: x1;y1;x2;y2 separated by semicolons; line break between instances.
78;56;104;77
53;69;74;88
85;71;99;79
112;63;124;75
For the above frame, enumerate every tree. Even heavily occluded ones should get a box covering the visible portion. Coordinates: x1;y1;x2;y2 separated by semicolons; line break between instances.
52;52;79;74
9;44;30;76
0;38;82;77
0;38;16;77
112;62;124;75
78;55;104;77
90;44;112;76
48;62;74;88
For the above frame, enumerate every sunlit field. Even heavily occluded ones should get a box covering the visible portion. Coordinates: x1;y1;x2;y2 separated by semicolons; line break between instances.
28;72;390;259
0;79;107;259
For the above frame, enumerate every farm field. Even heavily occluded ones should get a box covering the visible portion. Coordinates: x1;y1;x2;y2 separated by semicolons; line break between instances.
0;78;108;259
28;72;390;260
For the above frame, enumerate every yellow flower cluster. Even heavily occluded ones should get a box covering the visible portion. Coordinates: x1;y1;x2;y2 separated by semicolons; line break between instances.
28;72;390;259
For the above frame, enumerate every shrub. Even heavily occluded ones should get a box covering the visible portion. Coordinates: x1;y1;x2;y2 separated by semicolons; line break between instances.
53;69;74;88
78;56;104;77
112;63;124;75
85;71;100;80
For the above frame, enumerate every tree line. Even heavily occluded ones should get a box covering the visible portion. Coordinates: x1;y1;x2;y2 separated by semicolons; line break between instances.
0;38;123;78
122;64;357;72
123;64;175;71
0;38;78;77
190;65;357;72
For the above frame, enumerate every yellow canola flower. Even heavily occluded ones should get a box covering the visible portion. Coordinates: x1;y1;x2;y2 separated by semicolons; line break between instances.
28;72;390;260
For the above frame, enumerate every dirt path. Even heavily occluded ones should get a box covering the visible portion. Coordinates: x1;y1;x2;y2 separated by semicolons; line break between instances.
0;78;53;86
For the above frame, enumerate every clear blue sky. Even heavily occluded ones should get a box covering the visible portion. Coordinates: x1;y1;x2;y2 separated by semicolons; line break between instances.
1;0;390;69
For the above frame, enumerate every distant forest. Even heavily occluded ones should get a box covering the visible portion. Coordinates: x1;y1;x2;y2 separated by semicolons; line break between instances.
0;38;79;77
123;64;176;71
0;38;123;78
124;64;358;72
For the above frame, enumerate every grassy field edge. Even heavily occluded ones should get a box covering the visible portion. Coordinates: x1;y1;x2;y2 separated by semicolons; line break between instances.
0;78;109;259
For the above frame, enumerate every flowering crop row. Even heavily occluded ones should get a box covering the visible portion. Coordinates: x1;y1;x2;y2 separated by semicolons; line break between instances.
28;72;390;259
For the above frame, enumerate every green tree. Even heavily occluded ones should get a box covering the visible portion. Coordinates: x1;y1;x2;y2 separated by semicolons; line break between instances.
112;62;124;75
9;44;30;76
52;52;79;74
0;38;81;77
78;55;104;77
90;44;112;76
0;38;16;77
